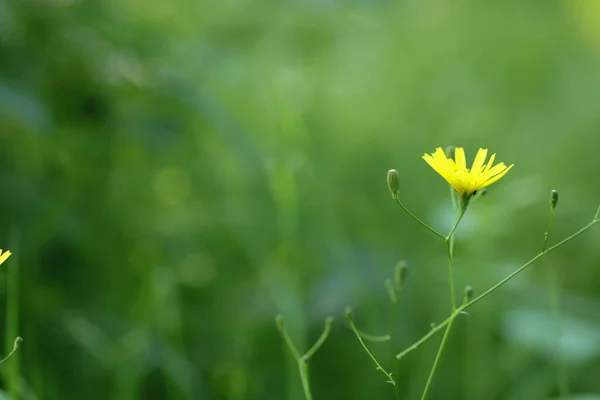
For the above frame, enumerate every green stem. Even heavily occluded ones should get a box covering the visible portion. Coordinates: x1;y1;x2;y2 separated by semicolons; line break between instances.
446;238;457;311
396;313;456;360
394;197;445;240
467;219;599;310
298;360;312;400
595;203;600;221
347;316;396;387
396;218;600;360
446;209;465;241
543;208;556;253
356;330;391;343
276;316;301;360
303;318;333;361
420;319;455;400
445;209;465;311
0;338;22;366
548;267;570;399
276;316;334;400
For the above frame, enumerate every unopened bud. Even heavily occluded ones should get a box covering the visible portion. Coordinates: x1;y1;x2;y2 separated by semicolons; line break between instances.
445;145;456;160
275;315;285;332
394;261;407;289
344;306;354;320
387;169;400;198
464;286;473;302
385;279;397;303
551;189;559;211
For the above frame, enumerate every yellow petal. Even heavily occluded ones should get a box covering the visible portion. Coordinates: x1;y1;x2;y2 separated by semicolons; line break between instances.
0;250;11;266
482;153;496;174
454;147;466;170
484;162;507;178
423;154;453;183
471;148;488;173
482;164;514;187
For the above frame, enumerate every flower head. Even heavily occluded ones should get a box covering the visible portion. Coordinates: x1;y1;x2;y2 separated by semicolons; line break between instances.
422;147;513;197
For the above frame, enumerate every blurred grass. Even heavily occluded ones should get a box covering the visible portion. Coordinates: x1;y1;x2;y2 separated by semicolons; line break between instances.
1;0;600;399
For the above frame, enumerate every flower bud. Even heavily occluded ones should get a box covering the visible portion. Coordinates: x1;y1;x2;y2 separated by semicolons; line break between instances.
275;315;285;332
394;260;407;289
387;169;400;198
464;285;473;302
551;189;559;211
344;306;354;320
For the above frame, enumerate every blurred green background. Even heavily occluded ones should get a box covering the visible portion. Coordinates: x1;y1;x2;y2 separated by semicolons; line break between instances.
1;0;600;399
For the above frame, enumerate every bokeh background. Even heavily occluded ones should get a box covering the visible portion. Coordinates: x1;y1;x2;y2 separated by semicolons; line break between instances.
1;0;600;399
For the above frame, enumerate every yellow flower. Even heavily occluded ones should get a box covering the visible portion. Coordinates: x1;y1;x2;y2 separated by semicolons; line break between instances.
422;147;513;197
0;249;11;266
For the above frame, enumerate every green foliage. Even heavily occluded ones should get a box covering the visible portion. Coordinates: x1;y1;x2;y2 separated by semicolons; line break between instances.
1;0;600;398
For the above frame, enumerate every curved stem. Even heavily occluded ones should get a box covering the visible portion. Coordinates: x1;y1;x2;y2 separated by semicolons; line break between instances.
347;316;396;387
394;197;445;240
303;318;333;361
356;328;390;343
0;337;22;365
420;319;454;400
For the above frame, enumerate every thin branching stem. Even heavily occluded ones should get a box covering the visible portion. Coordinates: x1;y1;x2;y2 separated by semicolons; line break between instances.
394;196;445;240
346;313;396;388
420;319;454;400
396;217;600;360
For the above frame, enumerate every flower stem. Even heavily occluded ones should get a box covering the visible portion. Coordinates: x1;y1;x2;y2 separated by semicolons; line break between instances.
395;217;600;361
468;219;599;310
276;316;334;400
394;196;445;240
543;207;556;253
303;318;334;361
346;313;396;389
420;318;455;400
445;209;465;310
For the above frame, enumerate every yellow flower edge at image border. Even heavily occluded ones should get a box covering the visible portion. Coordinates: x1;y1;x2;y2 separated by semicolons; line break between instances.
0;250;12;266
422;147;514;197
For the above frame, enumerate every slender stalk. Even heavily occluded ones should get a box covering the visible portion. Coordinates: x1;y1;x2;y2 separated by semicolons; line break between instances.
276;316;301;360
396;218;600;361
276;316;334;400
543;207;556;253
445;239;457;311
387;282;401;398
420;319;454;400
548;268;570;399
0;338;22;365
303;318;333;361
446;209;465;242
396;313;455;359
347;315;396;387
445;209;465;311
394;196;445;240
467;219;600;310
595;203;600;221
356;329;390;343
542;194;570;398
